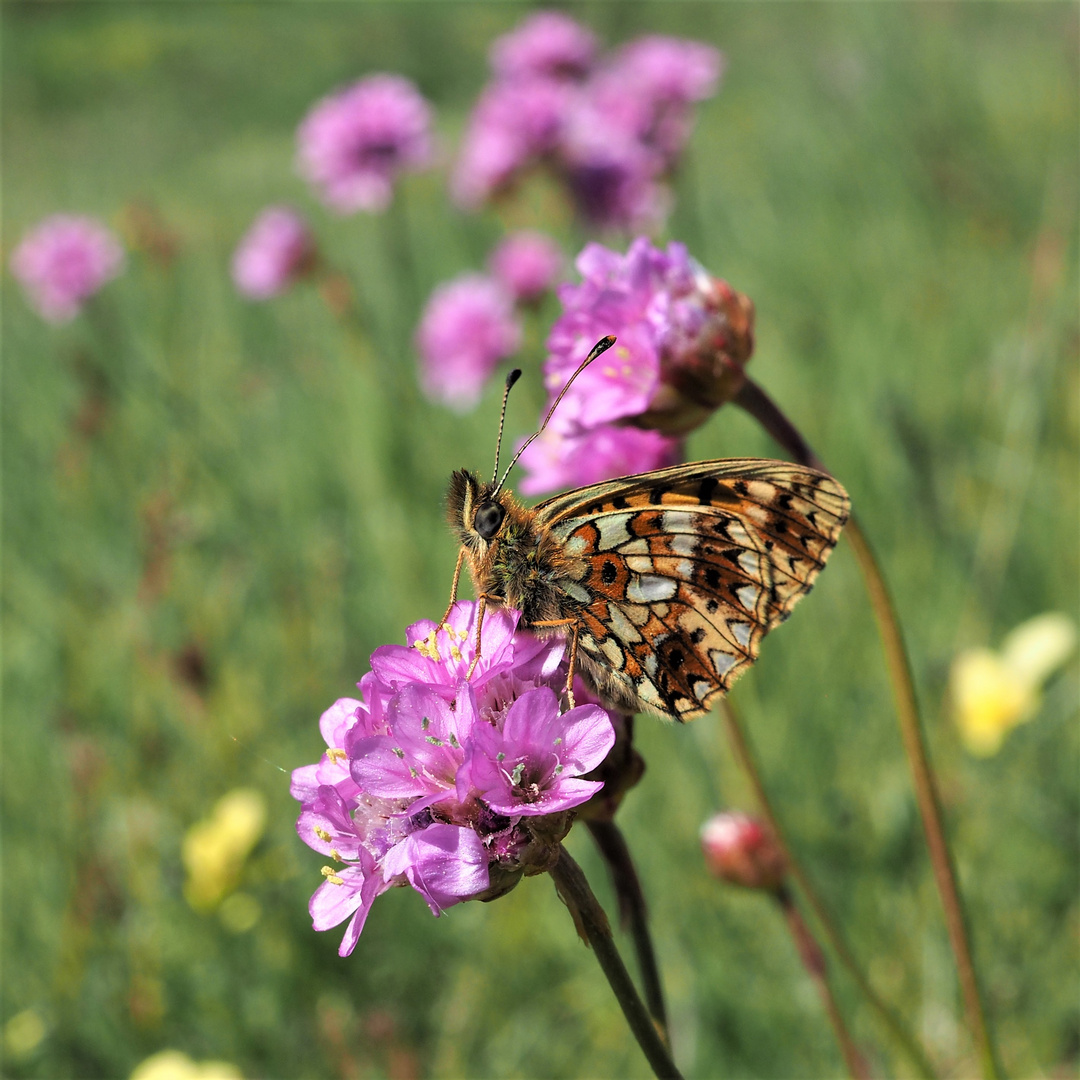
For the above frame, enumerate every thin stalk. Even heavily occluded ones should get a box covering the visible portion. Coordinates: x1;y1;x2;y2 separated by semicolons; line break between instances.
550;845;683;1080
843;518;1002;1080
586;819;670;1039
775;884;871;1080
719;699;937;1078
733;376;1002;1078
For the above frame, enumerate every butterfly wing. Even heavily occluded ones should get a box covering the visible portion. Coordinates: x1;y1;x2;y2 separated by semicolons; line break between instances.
533;459;850;721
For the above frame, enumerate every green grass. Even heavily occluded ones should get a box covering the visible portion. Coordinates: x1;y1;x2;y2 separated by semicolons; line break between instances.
2;4;1077;1078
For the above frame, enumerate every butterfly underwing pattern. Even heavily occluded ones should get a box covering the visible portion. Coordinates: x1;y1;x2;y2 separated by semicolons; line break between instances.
444;457;850;722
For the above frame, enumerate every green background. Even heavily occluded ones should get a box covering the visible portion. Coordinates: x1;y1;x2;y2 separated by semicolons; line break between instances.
3;3;1077;1077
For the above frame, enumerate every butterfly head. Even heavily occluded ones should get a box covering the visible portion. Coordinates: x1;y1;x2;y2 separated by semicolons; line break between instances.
447;469;512;549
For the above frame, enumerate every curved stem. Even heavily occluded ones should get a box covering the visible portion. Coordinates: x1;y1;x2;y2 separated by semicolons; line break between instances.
719;699;937;1078
733;376;1003;1078
550;845;683;1080
586;819;670;1039
775;885;871;1080
843;519;1002;1080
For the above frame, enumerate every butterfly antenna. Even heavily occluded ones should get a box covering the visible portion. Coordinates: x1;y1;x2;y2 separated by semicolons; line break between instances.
491;368;523;486
492;334;616;496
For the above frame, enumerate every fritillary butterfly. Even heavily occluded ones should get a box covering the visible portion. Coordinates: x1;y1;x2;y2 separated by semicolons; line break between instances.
441;338;851;722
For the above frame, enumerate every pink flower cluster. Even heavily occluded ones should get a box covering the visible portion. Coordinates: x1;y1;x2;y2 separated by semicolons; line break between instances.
231;206;316;300
519;237;706;493
297;74;433;213
452;11;723;231
292;601;616;955
10;215;125;323
415;231;564;411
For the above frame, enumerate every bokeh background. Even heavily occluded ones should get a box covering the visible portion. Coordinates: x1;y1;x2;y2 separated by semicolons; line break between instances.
3;3;1078;1078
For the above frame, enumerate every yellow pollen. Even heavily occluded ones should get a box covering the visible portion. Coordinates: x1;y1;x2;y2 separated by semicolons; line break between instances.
450;644;463;662
320;867;344;885
329;848;341;862
314;826;332;842
326;748;347;765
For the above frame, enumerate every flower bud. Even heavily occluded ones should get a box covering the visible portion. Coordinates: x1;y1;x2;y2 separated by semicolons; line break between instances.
634;275;755;436
700;811;787;891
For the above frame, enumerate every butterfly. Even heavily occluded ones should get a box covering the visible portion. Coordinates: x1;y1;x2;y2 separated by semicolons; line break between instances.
440;337;850;722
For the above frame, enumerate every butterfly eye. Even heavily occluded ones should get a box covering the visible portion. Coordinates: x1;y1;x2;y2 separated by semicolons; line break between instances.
473;501;505;540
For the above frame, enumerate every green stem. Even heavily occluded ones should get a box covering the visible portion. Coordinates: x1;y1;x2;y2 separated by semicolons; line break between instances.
586;819;670;1040
774;884;871;1080
550;845;683;1080
843;519;1002;1080
719;699;937;1078
733;376;1003;1078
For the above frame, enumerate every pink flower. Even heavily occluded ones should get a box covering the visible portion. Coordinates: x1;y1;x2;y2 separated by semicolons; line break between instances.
517;421;681;496
450;78;572;208
416;274;521;411
516;236;755;494
613;35;724;108
231;206;315;300
600;37;723;164
292;601;620;955
701;812;787;891
451;17;721;230
543;238;698;428
10;215;125;323
559;105;669;231
297;74;433;213
488;231;564;304
490;11;597;83
461;686;614;815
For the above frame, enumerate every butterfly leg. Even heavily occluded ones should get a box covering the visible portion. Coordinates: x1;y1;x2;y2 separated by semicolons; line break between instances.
527;617;580;710
464;594;492;681
563;622;581;710
437;547;467;628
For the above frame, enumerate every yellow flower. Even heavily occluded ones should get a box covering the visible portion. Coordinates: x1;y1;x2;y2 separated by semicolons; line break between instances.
951;612;1076;756
130;1049;243;1080
3;1009;46;1059
182;788;267;911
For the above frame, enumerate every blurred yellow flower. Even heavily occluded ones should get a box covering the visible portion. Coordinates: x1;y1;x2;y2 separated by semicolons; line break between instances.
3;1009;46;1059
130;1049;243;1080
951;612;1076;756
182;788;267;911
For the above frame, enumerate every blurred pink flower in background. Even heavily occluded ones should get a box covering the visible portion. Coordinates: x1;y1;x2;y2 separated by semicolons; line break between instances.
231;206;316;300
603;36;724;162
297;74;433;213
488;231;564;304
450;78;572;208
451;11;722;231
416;274;521;411
10;214;125;322
489;10;598;82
